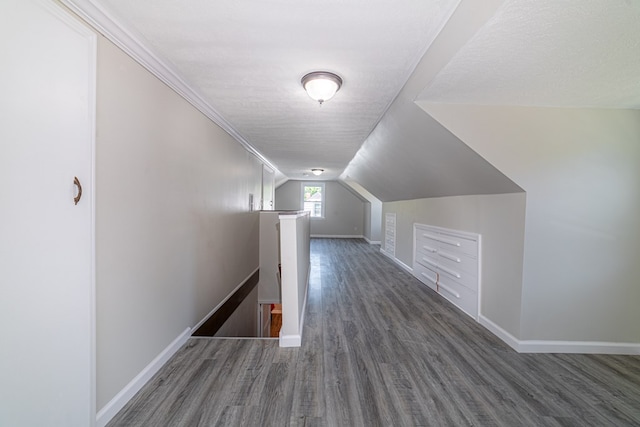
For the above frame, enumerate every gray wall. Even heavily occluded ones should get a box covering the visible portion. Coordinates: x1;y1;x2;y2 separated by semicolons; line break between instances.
383;193;526;337
423;104;640;344
275;180;365;237
364;202;372;240
274;180;301;211
369;199;383;243
215;287;258;337
96;36;263;409
340;179;383;243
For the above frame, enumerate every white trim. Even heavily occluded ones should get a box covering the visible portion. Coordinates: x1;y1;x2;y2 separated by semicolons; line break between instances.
385;212;397;257
518;341;640;355
279;262;311;348
302;182;325;219
279;210;307;219
380;248;413;274
58;0;279;175
479;315;640;355
415;223;479;240
278;215;310;348
191;267;260;333
96;328;191;427
257;300;281;339
311;234;365;239
478;315;521;352
363;236;381;245
279;334;302;347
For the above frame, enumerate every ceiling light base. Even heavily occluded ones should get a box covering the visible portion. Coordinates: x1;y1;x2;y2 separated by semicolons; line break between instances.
302;72;343;105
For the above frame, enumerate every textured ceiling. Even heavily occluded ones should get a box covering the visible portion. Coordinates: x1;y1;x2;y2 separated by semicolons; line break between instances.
418;0;640;109
92;0;463;180
64;0;640;201
342;0;524;202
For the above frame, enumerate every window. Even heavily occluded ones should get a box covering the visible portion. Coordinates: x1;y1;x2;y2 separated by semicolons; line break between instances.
302;182;324;218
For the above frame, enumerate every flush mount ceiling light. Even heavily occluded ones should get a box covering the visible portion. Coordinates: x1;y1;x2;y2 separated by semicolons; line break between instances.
311;168;324;176
301;71;342;105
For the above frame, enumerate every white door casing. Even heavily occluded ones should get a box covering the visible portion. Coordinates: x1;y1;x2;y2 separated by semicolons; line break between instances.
262;164;275;210
0;0;96;425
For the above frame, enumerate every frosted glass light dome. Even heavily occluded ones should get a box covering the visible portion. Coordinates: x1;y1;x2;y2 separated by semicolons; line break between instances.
301;72;343;105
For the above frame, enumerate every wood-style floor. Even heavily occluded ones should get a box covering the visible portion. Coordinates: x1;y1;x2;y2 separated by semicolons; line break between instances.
108;238;640;426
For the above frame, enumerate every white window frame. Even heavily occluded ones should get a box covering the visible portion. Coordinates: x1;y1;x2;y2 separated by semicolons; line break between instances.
302;182;325;219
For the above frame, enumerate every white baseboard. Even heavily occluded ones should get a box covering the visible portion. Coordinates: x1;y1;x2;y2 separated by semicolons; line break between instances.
96;327;191;427
395;258;413;274
311;234;364;239
517;340;640;355
363;236;381;245
380;248;413;274
279;334;302;347
478;315;521;352
479;315;640;355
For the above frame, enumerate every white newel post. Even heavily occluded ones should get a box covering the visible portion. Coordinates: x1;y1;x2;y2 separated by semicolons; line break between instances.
278;211;311;347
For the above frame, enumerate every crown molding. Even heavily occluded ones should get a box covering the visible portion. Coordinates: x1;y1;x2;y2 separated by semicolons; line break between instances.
59;0;279;174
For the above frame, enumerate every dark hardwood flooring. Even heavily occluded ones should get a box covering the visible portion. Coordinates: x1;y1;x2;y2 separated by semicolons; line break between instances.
108;238;640;426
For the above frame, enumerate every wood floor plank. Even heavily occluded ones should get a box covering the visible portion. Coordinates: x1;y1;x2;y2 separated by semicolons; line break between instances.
108;238;640;427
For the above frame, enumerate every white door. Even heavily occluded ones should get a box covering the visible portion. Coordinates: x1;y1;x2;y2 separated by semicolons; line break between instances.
262;165;275;210
0;1;96;426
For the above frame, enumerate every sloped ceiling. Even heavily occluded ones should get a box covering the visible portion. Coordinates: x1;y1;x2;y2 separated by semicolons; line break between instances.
342;0;523;201
64;0;640;203
73;0;462;181
418;0;640;108
345;0;640;201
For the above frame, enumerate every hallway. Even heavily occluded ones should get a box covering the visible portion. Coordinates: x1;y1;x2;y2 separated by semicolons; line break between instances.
108;239;640;426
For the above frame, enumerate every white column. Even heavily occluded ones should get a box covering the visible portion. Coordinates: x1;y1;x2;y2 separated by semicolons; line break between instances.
278;211;310;347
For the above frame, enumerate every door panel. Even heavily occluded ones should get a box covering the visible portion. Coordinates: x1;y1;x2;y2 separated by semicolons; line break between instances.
262;165;275;210
0;1;95;425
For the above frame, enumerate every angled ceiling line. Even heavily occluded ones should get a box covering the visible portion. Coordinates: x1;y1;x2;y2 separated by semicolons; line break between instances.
346;0;466;174
59;0;281;175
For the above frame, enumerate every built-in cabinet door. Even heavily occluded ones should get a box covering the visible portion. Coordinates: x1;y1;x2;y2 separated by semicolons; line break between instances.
0;1;96;425
413;224;480;319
